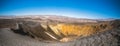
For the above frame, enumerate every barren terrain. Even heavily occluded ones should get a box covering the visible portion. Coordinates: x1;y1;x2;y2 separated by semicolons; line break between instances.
0;15;120;46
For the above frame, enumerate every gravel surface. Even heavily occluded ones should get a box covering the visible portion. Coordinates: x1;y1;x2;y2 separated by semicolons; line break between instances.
0;28;119;46
0;28;75;46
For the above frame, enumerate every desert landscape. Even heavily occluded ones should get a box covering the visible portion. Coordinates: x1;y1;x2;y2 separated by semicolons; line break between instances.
0;15;120;46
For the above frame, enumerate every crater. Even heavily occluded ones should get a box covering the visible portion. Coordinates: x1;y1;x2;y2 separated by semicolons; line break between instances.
10;21;117;42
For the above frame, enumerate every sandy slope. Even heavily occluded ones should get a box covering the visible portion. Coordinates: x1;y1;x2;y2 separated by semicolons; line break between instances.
0;28;75;46
0;28;119;46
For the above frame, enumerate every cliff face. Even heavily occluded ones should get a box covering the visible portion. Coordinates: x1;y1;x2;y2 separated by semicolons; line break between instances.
53;23;111;36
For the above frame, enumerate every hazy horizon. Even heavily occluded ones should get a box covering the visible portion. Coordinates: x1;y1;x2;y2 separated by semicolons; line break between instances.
0;0;119;19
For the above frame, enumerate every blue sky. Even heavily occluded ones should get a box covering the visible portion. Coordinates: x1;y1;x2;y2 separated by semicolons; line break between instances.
0;0;119;19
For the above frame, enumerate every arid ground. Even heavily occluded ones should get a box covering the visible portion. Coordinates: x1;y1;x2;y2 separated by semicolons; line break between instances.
0;15;120;46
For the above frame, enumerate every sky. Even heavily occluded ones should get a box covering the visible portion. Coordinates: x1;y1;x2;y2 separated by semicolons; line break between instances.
0;0;119;19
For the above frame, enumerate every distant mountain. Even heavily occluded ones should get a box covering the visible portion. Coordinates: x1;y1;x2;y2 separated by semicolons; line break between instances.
0;15;97;23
